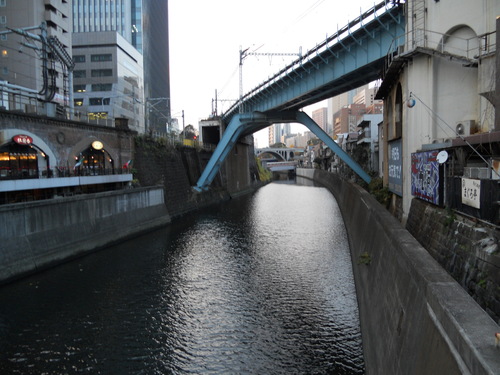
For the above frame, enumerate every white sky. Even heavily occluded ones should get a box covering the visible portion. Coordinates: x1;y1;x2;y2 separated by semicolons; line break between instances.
168;0;380;147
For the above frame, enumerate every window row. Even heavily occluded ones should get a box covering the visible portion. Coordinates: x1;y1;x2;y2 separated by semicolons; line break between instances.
73;54;112;63
74;83;113;92
73;69;113;78
74;97;111;106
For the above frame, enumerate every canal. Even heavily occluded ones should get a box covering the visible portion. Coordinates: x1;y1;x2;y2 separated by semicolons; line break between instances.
0;181;364;374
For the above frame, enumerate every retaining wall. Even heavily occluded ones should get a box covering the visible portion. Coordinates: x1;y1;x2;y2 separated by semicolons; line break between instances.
0;186;170;284
297;168;500;375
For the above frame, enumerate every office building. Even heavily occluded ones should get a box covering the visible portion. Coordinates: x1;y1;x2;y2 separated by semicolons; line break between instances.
72;31;144;133
0;0;72;108
312;107;328;132
72;0;171;134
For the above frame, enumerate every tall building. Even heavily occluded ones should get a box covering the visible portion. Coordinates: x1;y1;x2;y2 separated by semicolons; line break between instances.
333;104;366;136
72;31;145;133
72;0;143;52
268;125;275;147
142;1;170;133
353;86;381;107
0;0;72;108
312;107;328;132
72;0;170;134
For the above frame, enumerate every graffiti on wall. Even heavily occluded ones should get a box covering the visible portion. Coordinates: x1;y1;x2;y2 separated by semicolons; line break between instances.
411;150;440;205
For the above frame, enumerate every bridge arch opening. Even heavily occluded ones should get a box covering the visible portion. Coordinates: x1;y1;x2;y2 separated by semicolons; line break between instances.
257;151;286;162
194;111;372;192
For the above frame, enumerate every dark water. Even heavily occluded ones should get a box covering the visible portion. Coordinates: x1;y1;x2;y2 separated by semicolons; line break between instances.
0;181;364;374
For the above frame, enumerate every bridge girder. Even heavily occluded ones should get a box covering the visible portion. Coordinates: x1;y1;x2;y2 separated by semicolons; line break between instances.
222;3;405;123
193;111;371;192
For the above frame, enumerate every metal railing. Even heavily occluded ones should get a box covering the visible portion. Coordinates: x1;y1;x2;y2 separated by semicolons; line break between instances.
0;166;132;181
386;28;496;64
411;28;496;60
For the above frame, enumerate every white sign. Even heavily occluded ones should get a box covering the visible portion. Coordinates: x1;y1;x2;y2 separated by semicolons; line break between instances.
462;178;481;209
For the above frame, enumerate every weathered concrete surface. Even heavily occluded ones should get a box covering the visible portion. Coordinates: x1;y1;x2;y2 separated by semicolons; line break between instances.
407;198;500;324
297;168;500;375
0;186;170;284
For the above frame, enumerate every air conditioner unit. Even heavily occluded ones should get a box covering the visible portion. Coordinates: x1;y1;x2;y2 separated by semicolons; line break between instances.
456;120;477;136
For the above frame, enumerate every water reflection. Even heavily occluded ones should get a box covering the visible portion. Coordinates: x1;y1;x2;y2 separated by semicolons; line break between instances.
0;182;364;374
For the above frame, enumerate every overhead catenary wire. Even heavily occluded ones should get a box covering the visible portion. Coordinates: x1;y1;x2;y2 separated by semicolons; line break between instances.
409;91;500;179
215;0;330;112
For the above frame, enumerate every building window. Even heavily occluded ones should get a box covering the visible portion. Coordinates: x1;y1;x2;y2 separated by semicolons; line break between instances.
89;97;103;105
73;55;86;63
91;54;112;62
91;83;112;92
73;70;86;78
0;0;6;7
89;97;111;106
2;67;8;75
0;15;6;24
91;69;112;77
73;84;86;93
74;98;84;106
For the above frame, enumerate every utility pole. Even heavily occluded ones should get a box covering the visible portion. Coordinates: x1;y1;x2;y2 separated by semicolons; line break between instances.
238;46;302;112
212;89;237;117
182;110;185;138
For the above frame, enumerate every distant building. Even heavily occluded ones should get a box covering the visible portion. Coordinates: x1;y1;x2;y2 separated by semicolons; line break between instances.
333;103;366;136
356;114;383;174
312;107;328;132
268;125;276;146
353;86;382;107
72;32;145;133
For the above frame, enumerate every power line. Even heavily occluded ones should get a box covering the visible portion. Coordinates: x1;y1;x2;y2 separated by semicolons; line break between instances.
410;92;500;178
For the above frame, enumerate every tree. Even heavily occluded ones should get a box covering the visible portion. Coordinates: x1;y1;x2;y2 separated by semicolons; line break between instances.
182;124;197;140
269;142;286;148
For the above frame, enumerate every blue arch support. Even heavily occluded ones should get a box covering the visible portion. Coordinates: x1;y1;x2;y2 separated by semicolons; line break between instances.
194;111;371;192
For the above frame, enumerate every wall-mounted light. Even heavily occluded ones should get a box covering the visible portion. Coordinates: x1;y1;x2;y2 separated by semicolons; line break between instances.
92;140;104;150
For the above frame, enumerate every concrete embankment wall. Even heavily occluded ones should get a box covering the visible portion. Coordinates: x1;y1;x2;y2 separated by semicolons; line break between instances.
0;186;170;284
297;169;500;375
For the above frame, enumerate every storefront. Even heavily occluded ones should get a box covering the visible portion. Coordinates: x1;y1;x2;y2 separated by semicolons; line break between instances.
74;140;115;175
0;134;49;179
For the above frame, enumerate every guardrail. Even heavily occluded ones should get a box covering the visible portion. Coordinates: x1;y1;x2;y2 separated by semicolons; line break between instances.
0;167;132;181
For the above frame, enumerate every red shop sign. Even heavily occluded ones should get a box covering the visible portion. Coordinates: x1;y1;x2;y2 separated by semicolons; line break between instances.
12;134;33;145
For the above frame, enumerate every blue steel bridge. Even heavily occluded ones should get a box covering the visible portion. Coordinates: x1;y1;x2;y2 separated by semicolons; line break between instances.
194;1;405;192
